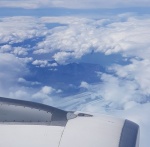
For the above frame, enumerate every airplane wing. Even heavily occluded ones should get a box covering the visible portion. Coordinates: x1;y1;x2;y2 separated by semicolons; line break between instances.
0;97;139;147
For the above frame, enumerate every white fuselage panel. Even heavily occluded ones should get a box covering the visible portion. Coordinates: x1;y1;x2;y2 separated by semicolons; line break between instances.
60;116;124;147
0;125;64;147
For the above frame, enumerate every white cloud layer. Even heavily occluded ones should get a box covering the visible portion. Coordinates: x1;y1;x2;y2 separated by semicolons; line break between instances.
34;15;150;65
0;53;28;97
0;0;150;9
32;60;57;67
1;15;150;64
0;16;47;44
0;14;150;146
80;81;89;89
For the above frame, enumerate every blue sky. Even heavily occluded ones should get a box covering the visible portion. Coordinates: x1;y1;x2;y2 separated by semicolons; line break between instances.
0;0;150;9
1;7;150;17
0;1;150;146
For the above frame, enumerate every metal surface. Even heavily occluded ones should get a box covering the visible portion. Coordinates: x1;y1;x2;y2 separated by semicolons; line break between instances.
0;103;52;124
0;97;68;126
119;119;139;147
0;125;64;147
59;116;125;147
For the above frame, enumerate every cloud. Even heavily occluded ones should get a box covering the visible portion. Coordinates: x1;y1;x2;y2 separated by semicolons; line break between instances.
0;53;35;101
18;78;41;86
0;45;12;53
34;15;150;64
32;60;58;67
9;89;30;99
0;0;54;9
0;46;29;56
0;16;47;44
41;86;55;95
32;86;62;104
0;0;150;9
55;72;143;112
0;53;27;80
53;52;75;64
0;53;28;97
1;15;150;99
12;47;28;56
109;59;150;95
80;81;90;89
19;57;33;63
32;60;49;67
2;15;150;64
